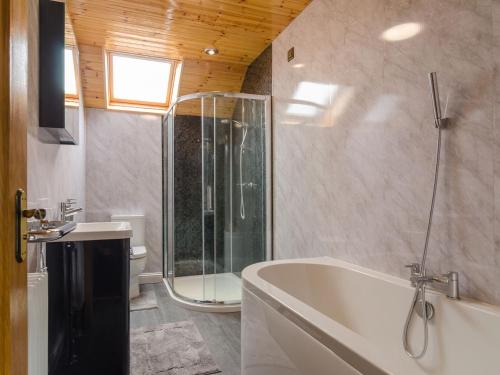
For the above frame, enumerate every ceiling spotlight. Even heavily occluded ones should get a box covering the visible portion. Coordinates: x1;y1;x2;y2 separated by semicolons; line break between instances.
204;47;219;56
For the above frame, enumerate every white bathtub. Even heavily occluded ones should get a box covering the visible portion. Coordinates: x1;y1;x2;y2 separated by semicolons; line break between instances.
241;257;500;375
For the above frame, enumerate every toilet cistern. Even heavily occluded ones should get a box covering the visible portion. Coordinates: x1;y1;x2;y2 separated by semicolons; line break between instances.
111;214;148;299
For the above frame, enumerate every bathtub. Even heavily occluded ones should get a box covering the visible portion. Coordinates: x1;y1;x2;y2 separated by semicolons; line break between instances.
241;257;500;375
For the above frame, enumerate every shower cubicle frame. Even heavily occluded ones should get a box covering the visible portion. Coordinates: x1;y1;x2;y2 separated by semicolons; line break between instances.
162;92;272;311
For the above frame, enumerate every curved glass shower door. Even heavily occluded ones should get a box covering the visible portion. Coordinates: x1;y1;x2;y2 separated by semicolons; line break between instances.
163;92;271;309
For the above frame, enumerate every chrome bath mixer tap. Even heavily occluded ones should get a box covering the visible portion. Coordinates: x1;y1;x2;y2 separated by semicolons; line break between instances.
405;263;460;300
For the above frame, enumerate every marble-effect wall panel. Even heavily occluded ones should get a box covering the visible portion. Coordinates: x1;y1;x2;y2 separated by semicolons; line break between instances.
273;0;500;305
85;109;162;273
27;0;86;271
494;0;500;277
27;0;86;220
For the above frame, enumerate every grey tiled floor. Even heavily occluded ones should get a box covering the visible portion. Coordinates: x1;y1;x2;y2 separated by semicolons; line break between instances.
130;283;242;375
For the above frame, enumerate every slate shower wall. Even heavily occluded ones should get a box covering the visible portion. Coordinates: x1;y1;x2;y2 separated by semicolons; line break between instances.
241;45;272;95
230;102;268;273
172;48;272;276
230;46;272;273
172;114;233;276
172;115;205;276
272;0;500;305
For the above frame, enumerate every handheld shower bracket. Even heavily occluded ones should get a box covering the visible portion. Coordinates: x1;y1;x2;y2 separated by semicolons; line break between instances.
435;117;450;129
429;72;450;129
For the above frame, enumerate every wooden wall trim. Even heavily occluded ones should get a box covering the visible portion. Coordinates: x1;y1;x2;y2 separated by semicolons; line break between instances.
0;0;12;368
0;0;29;373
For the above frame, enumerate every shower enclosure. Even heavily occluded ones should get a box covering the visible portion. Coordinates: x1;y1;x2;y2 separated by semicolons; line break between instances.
162;92;271;311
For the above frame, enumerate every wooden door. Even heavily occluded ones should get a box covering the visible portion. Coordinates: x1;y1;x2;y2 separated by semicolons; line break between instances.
0;0;29;374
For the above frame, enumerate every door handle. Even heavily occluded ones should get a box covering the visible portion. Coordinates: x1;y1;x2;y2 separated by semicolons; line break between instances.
15;189;48;262
15;189;27;263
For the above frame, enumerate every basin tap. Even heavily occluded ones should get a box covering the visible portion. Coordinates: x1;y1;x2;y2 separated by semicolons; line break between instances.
60;199;83;221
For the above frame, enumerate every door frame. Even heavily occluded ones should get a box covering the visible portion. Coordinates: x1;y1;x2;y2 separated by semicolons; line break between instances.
0;0;29;374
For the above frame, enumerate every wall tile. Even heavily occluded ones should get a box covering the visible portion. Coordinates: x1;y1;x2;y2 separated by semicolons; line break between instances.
27;0;86;271
273;0;500;305
85;109;162;273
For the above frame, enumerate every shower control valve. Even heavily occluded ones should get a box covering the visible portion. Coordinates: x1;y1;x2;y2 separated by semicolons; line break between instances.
238;182;258;189
405;263;422;286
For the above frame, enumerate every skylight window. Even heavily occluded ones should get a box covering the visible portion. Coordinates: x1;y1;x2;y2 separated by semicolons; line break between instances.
65;48;78;98
108;52;178;110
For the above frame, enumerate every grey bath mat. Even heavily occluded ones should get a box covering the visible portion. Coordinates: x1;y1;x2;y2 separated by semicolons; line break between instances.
130;321;221;375
130;289;159;311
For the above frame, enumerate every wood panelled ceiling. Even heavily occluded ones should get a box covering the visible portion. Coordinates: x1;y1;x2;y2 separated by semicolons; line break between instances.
65;0;311;114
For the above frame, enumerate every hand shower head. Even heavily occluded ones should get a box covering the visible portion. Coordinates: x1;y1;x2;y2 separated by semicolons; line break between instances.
222;119;249;128
232;120;248;129
428;72;448;128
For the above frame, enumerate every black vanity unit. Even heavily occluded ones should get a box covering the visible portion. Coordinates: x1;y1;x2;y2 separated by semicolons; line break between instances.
46;239;130;375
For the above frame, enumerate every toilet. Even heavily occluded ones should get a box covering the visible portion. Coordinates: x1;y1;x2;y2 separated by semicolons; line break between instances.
111;214;147;299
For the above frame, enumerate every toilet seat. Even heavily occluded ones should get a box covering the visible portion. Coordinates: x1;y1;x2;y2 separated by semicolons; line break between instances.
131;245;147;260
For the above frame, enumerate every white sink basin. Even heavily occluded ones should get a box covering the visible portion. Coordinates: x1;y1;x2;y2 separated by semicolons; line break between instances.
55;221;132;242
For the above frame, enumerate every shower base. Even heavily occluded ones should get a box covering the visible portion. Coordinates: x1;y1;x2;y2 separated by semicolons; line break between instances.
163;273;242;312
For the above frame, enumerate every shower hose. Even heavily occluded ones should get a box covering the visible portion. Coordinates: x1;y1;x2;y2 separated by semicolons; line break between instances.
402;125;442;359
240;125;248;220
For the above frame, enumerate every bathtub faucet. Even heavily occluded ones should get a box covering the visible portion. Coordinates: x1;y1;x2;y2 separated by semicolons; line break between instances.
405;263;460;299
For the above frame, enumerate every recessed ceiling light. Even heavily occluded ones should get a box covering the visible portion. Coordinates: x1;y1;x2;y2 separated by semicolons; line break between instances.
204;47;219;56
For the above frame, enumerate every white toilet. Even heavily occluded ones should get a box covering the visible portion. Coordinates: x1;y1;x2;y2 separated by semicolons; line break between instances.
111;214;147;299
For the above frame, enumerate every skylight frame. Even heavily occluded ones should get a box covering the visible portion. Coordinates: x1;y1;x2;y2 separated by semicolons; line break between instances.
65;46;80;105
106;51;179;111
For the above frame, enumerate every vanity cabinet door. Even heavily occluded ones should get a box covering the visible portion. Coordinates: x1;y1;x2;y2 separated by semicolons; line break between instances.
47;239;130;375
82;239;130;375
46;242;71;375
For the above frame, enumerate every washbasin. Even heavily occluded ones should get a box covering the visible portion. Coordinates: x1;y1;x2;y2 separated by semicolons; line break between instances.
72;222;130;232
54;221;132;242
27;220;77;243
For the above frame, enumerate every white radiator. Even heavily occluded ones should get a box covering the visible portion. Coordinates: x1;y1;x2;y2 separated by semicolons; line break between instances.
28;273;48;375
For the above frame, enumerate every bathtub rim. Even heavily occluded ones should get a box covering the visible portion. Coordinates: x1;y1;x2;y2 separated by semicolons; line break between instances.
242;257;500;375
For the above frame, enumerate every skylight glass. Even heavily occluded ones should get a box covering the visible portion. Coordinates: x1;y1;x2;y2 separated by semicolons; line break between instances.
65;48;77;97
110;54;172;105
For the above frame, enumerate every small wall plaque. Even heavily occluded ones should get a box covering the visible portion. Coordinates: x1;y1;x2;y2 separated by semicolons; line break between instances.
287;47;295;62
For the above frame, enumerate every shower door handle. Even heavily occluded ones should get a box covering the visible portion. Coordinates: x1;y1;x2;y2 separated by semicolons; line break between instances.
206;185;213;211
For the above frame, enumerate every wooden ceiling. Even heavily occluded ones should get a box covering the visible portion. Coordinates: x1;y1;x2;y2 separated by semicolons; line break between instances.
64;0;311;114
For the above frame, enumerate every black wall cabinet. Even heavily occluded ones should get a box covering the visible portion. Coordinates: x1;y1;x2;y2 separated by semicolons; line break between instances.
39;0;77;144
